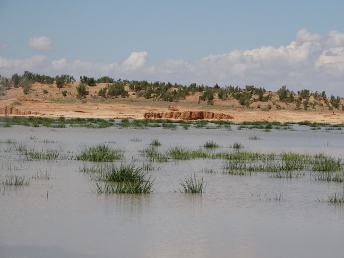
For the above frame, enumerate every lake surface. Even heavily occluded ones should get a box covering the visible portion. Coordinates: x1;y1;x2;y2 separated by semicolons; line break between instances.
1;124;344;258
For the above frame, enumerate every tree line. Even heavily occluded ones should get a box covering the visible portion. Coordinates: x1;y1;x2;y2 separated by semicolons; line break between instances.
0;71;343;110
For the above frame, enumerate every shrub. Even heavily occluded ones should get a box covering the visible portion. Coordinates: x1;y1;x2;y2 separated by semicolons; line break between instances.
98;88;107;98
107;82;129;98
21;77;32;95
76;83;88;98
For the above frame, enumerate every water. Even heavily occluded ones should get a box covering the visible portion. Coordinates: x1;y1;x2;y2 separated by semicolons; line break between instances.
1;125;344;258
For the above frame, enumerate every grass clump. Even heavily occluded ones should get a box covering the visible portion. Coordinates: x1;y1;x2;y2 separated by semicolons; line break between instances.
180;174;206;193
150;139;162;146
90;164;154;194
249;135;260;140
203;140;219;148
97;164;146;183
94;181;153;194
76;144;123;162
230;142;244;149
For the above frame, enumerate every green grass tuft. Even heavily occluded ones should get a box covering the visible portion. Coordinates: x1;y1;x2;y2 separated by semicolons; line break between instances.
180;174;206;193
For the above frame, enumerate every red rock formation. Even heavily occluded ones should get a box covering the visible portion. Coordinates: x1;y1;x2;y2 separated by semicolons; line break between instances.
0;105;39;116
143;110;233;120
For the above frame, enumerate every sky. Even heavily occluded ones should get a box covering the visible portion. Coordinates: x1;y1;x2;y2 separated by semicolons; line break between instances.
1;0;344;95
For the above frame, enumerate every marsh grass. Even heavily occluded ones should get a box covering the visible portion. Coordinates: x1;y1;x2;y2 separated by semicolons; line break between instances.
94;180;153;194
141;162;160;171
230;142;244;149
249;135;260;140
96;164;146;183
168;146;193;160
76;144;123;162
328;192;344;204
32;171;50;180
130;137;142;142
269;171;305;178
150;139;162;146
200;168;216;173
40;139;56;143
180;174;206;193
0;139;17;144
1;175;30;186
312;172;344;182
139;146;169;162
203;140;219;148
89;164;154;194
25;149;61;160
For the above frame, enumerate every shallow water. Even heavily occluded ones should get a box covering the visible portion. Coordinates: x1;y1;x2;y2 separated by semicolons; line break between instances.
1;125;344;258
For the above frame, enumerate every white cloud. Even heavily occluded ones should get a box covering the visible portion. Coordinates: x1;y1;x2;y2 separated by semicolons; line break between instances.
0;55;45;76
29;36;54;52
0;43;9;48
295;28;323;43
122;51;147;71
1;29;344;95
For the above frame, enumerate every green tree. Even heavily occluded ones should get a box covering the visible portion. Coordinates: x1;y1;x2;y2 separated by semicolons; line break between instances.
76;83;88;98
11;73;21;88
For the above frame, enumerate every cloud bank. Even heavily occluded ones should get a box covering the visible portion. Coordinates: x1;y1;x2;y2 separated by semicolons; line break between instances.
1;29;344;95
28;36;54;52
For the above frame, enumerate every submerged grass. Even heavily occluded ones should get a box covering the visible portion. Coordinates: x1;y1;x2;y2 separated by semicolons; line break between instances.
312;172;344;182
328;192;344;204
24;149;61;160
1;175;30;186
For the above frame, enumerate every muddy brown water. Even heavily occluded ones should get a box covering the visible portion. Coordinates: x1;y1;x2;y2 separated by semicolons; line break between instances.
1;125;344;258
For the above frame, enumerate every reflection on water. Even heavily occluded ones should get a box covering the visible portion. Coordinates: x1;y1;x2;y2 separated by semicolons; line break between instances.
0;125;344;258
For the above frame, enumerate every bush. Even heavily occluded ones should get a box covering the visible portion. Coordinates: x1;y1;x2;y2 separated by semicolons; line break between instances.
76;83;88;98
98;88;107;98
80;76;96;86
107;82;129;98
61;91;67;97
21;77;32;95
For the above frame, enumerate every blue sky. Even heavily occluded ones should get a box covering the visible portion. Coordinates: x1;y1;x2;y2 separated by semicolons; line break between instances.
1;0;344;95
